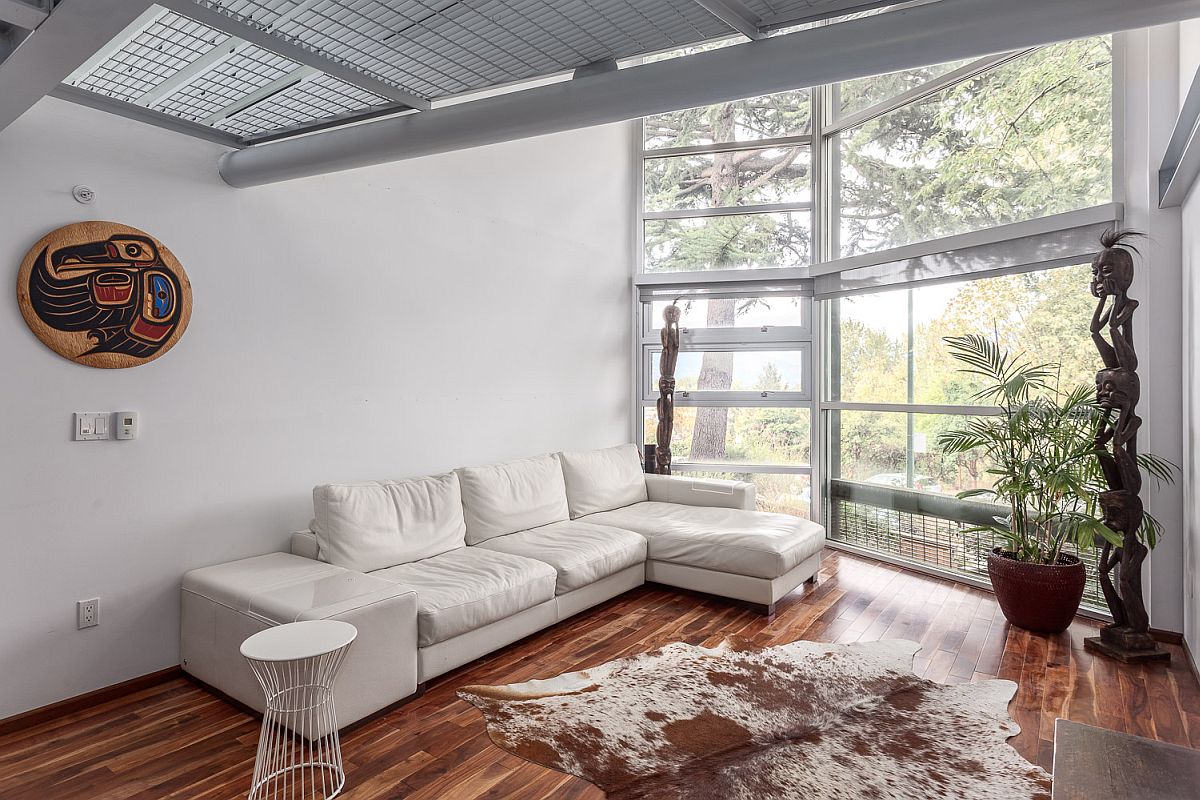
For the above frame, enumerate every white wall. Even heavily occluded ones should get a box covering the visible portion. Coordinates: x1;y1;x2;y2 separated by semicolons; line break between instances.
0;98;635;718
1123;26;1186;636
1179;20;1200;657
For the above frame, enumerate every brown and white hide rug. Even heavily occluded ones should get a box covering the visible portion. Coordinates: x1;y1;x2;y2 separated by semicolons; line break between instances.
458;638;1051;800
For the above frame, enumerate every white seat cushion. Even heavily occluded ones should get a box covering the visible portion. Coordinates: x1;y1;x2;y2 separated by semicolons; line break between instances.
457;454;569;544
558;443;648;518
582;502;824;580
312;472;466;573
372;547;556;646
474;520;647;594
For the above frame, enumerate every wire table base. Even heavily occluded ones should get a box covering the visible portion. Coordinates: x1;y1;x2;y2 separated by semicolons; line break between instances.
242;622;356;800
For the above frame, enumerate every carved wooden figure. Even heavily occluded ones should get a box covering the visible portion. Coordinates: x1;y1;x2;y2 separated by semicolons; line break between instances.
655;303;681;475
1084;230;1168;663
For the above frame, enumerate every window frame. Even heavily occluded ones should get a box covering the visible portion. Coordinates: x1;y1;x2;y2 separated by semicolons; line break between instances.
640;342;813;405
631;32;1125;550
817;261;1113;616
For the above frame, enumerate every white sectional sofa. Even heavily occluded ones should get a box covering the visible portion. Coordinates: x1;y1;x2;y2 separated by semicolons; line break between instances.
181;444;824;727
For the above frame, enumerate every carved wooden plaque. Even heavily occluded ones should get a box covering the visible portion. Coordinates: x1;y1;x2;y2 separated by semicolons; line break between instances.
16;221;191;368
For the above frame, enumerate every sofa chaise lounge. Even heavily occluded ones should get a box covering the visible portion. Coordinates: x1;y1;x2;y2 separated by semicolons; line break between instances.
181;444;825;727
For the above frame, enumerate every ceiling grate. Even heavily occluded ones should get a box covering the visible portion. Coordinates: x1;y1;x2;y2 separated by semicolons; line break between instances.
742;0;901;28
205;0;734;100
153;44;300;121
216;72;391;135
68;11;228;103
59;1;814;144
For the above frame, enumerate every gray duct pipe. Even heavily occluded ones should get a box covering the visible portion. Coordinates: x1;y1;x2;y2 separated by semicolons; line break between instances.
219;0;1200;187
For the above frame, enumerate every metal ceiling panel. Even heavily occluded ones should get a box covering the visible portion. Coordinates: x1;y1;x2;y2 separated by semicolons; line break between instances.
742;0;897;28
153;43;299;121
60;4;398;142
216;71;390;135
210;0;735;100
47;1;940;146
68;10;226;102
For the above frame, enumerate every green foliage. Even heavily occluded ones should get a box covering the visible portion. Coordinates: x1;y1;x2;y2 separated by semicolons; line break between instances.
833;265;1101;496
936;335;1172;565
643;37;1116;514
837;38;1112;256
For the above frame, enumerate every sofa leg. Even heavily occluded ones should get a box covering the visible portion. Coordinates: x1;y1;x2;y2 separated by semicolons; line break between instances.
747;602;775;616
805;573;818;585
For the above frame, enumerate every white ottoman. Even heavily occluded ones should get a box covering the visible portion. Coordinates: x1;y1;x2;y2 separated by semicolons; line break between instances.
181;553;419;727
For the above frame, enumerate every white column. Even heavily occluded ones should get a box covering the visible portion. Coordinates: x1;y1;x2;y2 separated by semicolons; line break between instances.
1120;25;1186;634
1178;19;1200;653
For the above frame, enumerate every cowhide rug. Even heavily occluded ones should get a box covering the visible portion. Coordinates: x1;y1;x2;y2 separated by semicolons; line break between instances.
458;639;1051;799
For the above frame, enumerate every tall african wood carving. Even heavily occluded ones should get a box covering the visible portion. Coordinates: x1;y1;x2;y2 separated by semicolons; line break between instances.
1084;230;1169;663
655;302;681;475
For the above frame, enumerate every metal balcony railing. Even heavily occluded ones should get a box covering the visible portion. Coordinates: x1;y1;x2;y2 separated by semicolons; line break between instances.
827;479;1106;612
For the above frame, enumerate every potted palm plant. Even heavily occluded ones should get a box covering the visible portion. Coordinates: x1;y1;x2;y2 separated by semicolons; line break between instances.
936;335;1171;633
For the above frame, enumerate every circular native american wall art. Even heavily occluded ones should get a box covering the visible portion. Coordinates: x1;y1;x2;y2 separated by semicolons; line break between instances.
16;221;191;369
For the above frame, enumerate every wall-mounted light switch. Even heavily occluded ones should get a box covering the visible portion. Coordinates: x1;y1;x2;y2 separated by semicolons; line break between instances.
74;412;110;441
116;411;138;440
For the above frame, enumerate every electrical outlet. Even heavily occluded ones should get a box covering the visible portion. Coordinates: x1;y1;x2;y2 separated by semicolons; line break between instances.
77;598;99;629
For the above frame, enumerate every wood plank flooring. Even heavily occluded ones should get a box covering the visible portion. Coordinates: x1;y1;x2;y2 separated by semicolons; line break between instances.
1;550;1197;799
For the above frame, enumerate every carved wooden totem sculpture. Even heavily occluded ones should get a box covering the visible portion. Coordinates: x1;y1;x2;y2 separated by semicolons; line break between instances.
1084;230;1169;663
655;303;681;475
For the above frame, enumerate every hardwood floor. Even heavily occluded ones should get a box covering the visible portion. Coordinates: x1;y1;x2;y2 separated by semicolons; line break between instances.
2;550;1197;799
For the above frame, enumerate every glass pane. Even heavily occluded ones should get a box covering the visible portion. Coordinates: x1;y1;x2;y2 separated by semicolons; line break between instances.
912;265;1098;403
643;406;810;465
834;57;973;120
644;212;811;272
648;296;807;331
829;410;993;497
644;90;811;150
681;470;811;517
825;408;1106;611
826;288;908;405
833;37;1112;258
827;264;1096;405
644;145;811;212
654;349;805;394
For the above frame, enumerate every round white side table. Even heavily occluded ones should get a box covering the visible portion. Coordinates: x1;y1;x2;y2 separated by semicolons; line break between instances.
241;620;357;800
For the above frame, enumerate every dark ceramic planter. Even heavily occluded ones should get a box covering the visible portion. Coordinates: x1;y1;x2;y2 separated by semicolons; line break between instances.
987;548;1086;634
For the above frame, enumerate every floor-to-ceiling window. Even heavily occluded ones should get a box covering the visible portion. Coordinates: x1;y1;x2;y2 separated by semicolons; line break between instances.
637;80;817;516
635;34;1117;610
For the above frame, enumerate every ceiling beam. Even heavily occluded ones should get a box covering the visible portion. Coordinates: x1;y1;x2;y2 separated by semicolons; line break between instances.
155;0;430;111
243;102;414;146
0;0;158;134
49;83;245;148
0;24;31;63
692;0;765;41
202;65;317;126
137;0;326;110
758;1;903;31
136;36;241;109
61;6;161;86
219;0;1200;188
0;0;48;30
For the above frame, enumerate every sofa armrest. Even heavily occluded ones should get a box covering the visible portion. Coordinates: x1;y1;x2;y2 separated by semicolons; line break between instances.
644;474;755;510
290;530;320;560
181;553;418;728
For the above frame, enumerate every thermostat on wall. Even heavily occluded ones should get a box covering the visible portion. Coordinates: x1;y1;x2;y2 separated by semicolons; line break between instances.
116;411;138;440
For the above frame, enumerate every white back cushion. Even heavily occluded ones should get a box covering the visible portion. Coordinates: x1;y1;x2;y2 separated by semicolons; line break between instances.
312;472;466;573
559;444;648;518
457;453;569;544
